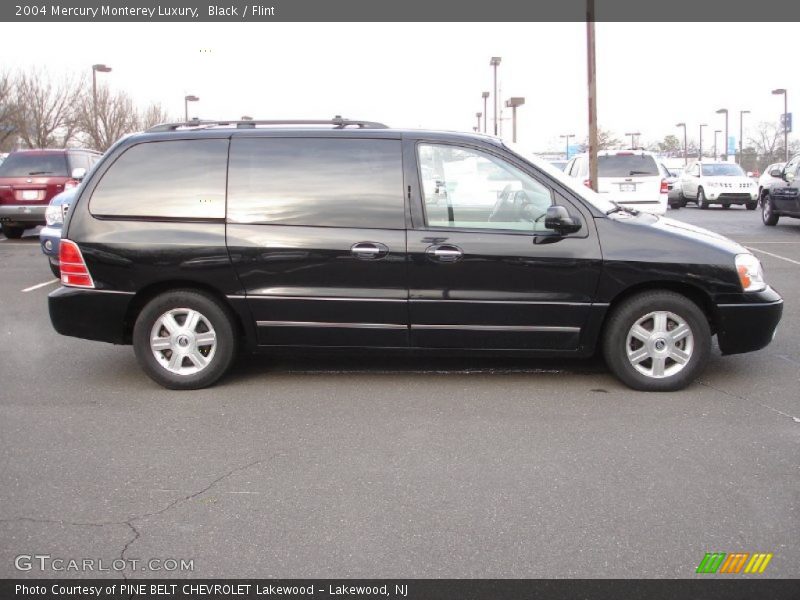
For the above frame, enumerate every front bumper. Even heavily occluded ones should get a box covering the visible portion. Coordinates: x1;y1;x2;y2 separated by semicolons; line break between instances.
0;204;47;225
715;288;783;355
39;225;61;258
49;286;133;345
705;190;757;203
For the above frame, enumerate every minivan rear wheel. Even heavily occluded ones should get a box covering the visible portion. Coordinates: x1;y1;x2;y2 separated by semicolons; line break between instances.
762;195;779;226
602;291;711;392
133;290;237;390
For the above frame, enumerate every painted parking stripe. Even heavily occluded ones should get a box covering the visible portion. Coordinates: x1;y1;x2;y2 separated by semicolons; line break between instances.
21;279;59;293
745;246;800;266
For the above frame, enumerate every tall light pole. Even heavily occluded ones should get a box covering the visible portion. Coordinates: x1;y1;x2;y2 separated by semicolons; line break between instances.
739;110;750;164
716;108;729;160
475;112;482;132
505;97;525;143
490;58;501;136
586;0;598;191
772;88;788;161
676;122;687;164
184;95;199;122
714;130;721;161
625;131;640;149
561;134;575;159
699;123;707;159
481;92;490;133
91;64;112;133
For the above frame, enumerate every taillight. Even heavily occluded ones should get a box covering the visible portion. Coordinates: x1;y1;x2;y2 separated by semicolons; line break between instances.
59;240;94;288
64;179;80;190
660;179;669;194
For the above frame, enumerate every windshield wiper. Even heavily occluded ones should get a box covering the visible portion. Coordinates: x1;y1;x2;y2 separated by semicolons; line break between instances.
629;170;654;176
28;171;54;175
605;202;639;216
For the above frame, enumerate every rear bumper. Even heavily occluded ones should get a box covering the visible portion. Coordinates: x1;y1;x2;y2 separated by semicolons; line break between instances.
39;225;61;258
49;286;132;344
0;204;47;225
715;289;783;355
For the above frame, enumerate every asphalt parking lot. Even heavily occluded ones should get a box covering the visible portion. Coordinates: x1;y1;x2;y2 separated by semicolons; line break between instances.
0;206;798;579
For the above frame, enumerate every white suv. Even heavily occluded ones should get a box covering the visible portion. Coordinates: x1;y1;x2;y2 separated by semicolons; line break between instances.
677;160;758;210
564;150;668;215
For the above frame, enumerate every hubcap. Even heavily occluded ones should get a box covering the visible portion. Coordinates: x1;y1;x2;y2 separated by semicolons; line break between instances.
625;311;694;379
150;308;217;376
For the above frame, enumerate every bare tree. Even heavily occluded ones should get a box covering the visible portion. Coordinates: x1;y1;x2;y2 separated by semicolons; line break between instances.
12;69;83;148
748;121;784;164
0;70;19;151
138;102;170;131
76;86;139;151
579;127;622;152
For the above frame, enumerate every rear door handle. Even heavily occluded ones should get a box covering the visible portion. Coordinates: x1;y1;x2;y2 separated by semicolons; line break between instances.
351;242;389;260
425;244;463;263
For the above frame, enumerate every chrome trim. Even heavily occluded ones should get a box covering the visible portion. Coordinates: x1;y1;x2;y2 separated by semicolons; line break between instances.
76;288;135;295
239;295;406;302
411;299;604;306
410;324;580;333
257;320;407;330
717;300;783;308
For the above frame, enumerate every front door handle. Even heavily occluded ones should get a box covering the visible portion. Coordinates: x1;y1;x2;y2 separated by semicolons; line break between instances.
351;242;389;260
425;244;463;263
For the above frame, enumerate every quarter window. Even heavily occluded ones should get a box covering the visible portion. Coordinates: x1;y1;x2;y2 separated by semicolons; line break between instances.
418;143;563;233
90;140;228;219
227;138;404;229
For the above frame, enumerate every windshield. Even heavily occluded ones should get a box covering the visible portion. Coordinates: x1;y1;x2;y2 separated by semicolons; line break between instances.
0;152;69;177
598;154;659;177
503;142;617;213
702;163;745;177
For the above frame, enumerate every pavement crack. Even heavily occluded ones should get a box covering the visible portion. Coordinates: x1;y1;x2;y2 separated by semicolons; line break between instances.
698;380;800;423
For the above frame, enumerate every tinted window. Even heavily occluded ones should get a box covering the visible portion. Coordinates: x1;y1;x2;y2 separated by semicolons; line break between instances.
598;155;659;177
90;140;228;218
0;153;69;177
227;138;404;229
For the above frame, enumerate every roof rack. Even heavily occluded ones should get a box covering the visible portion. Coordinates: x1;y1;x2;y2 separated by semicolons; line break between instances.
146;116;389;133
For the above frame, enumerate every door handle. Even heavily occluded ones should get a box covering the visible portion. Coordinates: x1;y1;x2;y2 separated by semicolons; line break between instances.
425;244;463;263
351;242;389;260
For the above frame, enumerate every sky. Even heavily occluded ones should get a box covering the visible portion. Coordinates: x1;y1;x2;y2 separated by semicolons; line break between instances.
3;21;795;152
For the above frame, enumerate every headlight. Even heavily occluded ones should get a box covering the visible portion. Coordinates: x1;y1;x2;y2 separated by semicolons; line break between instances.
45;205;63;226
735;253;766;292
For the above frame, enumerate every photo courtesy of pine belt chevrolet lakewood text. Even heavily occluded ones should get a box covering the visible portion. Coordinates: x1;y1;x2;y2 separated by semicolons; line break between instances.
47;118;783;391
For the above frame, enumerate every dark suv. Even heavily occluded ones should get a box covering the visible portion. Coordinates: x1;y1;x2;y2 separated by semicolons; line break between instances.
0;148;101;238
761;153;800;226
48;119;783;392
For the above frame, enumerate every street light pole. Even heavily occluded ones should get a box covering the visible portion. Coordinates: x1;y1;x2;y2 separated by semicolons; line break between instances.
184;95;199;121
91;64;112;135
475;112;482;132
505;97;525;143
714;130;721;161
560;134;575;159
739;110;750;164
716;108;729;160
481;92;489;134
772;88;789;161
676;122;687;164
586;0;598;191
490;58;501;136
699;124;707;159
625;131;640;149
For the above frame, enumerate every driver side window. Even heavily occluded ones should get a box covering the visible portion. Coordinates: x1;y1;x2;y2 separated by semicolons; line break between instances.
418;143;558;233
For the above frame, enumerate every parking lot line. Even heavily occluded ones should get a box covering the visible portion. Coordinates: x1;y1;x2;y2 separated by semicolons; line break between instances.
744;246;800;266
21;279;58;293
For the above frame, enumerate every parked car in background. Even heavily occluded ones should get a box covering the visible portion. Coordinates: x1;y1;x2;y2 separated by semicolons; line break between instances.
40;187;78;277
757;162;785;205
48;118;782;393
0;148;101;238
563;149;668;215
677;161;758;209
661;163;682;209
761;154;800;226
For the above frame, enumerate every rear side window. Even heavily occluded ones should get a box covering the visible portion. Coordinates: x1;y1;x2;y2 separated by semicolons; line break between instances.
0;153;69;177
227;138;404;229
90;140;228;218
598;155;659;177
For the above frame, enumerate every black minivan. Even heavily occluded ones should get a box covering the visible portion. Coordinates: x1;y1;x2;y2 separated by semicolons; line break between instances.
49;118;783;391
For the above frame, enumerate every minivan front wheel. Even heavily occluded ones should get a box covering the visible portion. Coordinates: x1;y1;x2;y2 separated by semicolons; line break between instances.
696;188;709;209
133;290;237;390
602;291;711;391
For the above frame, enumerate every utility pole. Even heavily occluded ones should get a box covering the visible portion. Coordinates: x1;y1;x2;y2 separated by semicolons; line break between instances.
586;0;598;191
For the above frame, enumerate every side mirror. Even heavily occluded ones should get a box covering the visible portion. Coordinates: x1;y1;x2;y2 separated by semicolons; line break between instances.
544;205;582;235
71;167;87;181
769;168;783;178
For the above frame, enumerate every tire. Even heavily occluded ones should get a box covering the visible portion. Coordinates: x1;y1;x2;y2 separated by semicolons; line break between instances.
696;188;708;209
48;260;60;278
762;194;779;226
602;290;711;392
1;224;25;239
746;202;758;211
133;289;238;390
